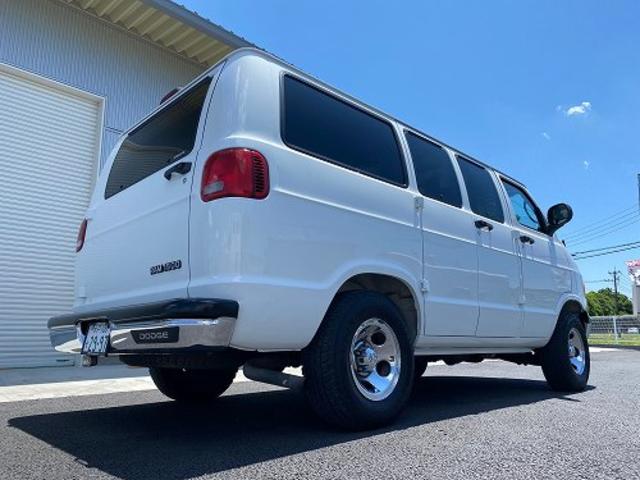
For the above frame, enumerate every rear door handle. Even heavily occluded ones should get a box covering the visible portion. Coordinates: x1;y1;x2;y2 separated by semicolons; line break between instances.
164;161;192;180
519;235;535;244
474;220;494;231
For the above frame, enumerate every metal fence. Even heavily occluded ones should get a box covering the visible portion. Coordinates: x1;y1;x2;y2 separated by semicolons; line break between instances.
588;315;640;346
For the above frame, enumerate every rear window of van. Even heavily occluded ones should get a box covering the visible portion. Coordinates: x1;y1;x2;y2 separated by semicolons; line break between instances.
105;77;211;199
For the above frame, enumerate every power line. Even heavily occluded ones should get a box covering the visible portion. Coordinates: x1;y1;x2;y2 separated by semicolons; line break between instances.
620;284;633;296
585;276;633;295
575;245;640;260
563;209;640;240
572;240;640;256
562;204;637;236
567;216;640;248
586;270;632;299
567;210;639;238
620;275;633;287
574;243;640;260
567;216;640;246
566;210;640;239
562;204;638;239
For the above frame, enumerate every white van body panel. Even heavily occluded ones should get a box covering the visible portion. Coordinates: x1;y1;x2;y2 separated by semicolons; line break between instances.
67;48;585;354
188;54;422;349
474;170;524;338
73;65;224;313
498;178;576;339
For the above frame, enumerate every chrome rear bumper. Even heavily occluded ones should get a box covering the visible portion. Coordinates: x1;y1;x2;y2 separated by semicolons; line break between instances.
48;298;238;355
49;317;236;354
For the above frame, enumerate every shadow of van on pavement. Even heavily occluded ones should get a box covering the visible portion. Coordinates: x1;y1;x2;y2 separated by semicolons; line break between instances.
9;375;589;480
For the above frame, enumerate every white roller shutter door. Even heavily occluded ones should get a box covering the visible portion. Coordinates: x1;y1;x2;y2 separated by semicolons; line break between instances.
0;64;102;367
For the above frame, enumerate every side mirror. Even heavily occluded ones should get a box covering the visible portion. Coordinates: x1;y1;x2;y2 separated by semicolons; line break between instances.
547;203;573;235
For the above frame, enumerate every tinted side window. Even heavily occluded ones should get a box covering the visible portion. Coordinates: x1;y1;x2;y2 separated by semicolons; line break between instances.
405;132;461;207
105;78;212;199
503;181;545;231
457;157;504;223
282;75;406;185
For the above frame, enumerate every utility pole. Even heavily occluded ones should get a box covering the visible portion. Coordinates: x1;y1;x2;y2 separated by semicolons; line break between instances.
609;267;621;315
609;267;621;342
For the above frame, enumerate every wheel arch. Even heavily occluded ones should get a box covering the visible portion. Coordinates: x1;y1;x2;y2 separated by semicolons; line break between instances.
558;297;590;328
537;297;590;353
329;272;421;341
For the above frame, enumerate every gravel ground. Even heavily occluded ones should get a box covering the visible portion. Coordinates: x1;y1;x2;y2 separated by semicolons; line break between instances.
1;349;638;480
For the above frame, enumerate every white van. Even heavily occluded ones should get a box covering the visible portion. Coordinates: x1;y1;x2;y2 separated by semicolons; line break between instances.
49;48;589;430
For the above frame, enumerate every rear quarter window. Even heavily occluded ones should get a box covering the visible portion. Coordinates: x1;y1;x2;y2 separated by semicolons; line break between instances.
405;132;462;208
281;75;406;186
105;77;212;199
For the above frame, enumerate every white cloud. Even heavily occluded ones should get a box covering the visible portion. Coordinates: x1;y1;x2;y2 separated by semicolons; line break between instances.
564;101;592;116
541;132;551;140
583;160;590;169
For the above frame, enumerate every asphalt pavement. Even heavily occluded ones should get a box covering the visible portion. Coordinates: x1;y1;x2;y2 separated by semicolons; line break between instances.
1;349;638;480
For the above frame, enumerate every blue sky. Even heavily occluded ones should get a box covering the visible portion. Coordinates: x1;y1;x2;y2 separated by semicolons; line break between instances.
184;0;640;295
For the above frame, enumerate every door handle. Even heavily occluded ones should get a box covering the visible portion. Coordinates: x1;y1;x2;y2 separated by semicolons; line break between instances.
164;161;192;180
519;235;535;244
474;219;494;231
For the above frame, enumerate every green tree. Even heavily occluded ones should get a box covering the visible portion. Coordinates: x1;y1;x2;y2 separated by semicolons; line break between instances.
586;288;633;316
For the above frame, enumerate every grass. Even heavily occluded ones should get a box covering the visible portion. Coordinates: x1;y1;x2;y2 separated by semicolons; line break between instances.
588;333;640;347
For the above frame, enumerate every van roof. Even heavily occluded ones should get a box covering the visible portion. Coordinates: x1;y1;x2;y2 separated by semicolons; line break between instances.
147;47;525;188
234;48;525;187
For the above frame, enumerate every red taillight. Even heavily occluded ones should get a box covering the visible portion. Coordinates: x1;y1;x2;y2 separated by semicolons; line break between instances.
201;148;269;202
76;218;88;252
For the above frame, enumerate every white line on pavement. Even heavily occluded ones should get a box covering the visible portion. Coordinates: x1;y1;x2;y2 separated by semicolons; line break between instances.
0;350;618;403
0;368;300;403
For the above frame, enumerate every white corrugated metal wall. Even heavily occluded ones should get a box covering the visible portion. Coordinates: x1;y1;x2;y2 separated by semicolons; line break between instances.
0;0;206;367
0;0;205;169
0;65;102;367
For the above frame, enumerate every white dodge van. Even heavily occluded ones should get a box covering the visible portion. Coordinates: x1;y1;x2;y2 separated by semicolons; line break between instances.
49;48;589;430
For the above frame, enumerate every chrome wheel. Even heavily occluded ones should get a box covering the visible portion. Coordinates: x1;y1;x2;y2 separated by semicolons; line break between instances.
350;318;401;401
568;327;586;375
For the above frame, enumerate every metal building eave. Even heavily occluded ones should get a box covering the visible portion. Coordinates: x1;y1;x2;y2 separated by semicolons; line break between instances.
143;0;252;49
57;0;252;67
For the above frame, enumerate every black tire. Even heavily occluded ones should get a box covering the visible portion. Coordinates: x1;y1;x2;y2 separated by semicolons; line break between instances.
537;311;590;392
303;291;415;430
414;357;429;382
149;367;237;402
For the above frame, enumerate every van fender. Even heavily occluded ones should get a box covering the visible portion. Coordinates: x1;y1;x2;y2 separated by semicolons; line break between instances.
554;293;588;318
543;293;590;343
229;262;421;351
313;260;423;337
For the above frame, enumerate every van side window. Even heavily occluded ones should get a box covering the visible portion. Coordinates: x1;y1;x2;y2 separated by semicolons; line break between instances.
502;181;545;232
105;77;212;199
405;132;461;207
457;157;504;223
282;75;406;185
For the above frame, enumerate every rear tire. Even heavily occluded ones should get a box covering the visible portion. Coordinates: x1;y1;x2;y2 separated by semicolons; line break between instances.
538;312;590;392
303;291;414;430
150;367;237;402
414;357;429;382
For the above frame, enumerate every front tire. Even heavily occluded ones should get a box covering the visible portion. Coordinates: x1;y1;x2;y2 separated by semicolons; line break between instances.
150;367;237;402
538;312;590;392
303;291;414;430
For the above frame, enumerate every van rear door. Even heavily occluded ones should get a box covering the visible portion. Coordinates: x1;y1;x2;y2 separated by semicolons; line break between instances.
76;72;217;310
